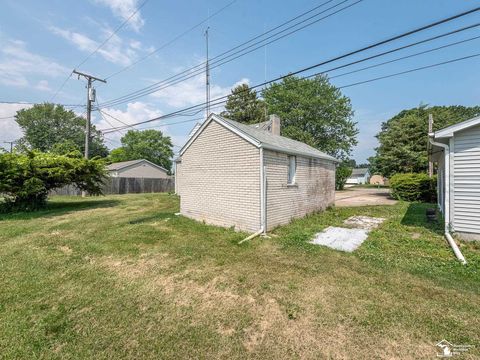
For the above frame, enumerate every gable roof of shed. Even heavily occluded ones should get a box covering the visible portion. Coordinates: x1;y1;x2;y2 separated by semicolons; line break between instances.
434;115;480;139
180;114;339;162
350;168;369;177
106;159;168;173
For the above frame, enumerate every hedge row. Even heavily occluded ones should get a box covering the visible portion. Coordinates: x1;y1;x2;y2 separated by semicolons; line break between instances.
390;173;437;202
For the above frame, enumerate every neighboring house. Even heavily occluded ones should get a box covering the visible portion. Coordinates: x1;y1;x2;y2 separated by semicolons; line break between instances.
346;168;370;184
430;115;480;240
107;159;170;179
175;113;339;233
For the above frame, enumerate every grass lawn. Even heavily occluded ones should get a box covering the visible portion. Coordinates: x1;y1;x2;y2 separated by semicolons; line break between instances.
1;194;479;359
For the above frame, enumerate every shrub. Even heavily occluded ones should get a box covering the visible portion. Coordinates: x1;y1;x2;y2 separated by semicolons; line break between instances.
0;151;106;212
390;173;436;202
335;165;352;190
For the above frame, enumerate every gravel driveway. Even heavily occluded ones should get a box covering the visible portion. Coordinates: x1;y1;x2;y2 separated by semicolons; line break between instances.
335;187;397;207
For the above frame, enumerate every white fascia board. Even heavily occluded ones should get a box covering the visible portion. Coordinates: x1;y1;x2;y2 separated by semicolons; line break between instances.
180;114;261;156
435;115;480;139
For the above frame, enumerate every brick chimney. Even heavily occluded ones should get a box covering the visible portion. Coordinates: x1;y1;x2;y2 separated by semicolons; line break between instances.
269;114;281;136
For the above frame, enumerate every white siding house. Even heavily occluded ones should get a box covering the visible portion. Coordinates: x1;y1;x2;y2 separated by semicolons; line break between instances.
430;116;480;241
346;168;370;184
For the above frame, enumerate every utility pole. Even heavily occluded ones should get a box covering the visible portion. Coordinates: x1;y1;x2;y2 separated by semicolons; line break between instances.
428;113;434;178
73;69;106;197
3;141;15;153
205;27;210;119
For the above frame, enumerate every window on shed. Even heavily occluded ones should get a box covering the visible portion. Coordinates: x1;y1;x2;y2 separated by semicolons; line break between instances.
287;155;296;184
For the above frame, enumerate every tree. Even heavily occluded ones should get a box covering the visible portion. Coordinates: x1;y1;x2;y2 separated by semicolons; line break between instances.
369;105;480;177
221;83;265;124
15;103;109;157
262;75;357;160
109;129;174;172
336;164;352;190
0;151;106;212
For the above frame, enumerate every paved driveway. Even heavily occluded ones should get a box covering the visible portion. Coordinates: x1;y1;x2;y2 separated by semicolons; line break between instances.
335;187;397;207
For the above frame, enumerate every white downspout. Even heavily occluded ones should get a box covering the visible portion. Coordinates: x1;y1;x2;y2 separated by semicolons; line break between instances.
239;147;266;244
429;136;467;265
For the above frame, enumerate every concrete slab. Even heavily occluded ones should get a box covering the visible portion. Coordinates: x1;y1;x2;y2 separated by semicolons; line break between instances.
310;226;369;252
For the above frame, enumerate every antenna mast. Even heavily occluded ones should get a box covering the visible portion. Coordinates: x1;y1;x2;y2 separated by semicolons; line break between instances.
205;27;210;118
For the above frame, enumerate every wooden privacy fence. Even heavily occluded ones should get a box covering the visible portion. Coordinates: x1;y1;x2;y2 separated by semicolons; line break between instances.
51;177;174;196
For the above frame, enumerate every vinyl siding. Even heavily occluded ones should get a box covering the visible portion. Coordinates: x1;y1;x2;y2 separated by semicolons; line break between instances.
178;121;261;232
453;125;480;234
264;150;335;230
113;163;170;178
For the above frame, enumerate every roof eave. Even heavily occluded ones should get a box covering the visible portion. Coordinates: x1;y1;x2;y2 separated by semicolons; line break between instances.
260;144;339;162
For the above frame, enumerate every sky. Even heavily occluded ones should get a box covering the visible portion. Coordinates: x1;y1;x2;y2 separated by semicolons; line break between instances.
1;0;479;162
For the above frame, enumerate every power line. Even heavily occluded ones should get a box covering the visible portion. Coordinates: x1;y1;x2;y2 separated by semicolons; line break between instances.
76;0;149;69
338;52;480;89
329;33;480;81
99;2;479;109
50;0;148;103
98;0;363;108
105;0;238;80
98;6;480;133
101;48;480;134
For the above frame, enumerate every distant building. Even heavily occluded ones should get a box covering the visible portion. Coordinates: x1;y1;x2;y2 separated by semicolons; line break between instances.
175;113;339;233
107;159;170;179
346;168;370;185
369;174;386;186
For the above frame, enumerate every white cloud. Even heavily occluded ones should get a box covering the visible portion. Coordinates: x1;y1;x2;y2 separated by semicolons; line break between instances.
149;75;250;109
94;0;145;32
49;26;137;66
0;38;68;88
35;80;51;92
95;101;163;146
0;103;32;148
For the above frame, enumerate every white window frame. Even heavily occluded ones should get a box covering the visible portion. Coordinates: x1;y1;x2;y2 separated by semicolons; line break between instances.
287;155;296;185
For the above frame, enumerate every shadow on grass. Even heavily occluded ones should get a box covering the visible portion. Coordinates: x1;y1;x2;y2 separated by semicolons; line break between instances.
0;198;121;221
401;202;444;235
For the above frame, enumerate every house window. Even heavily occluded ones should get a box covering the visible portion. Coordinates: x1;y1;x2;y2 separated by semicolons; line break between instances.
287;155;296;185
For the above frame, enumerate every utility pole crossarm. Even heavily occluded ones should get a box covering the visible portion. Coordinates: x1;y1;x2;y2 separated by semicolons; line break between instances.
73;69;106;83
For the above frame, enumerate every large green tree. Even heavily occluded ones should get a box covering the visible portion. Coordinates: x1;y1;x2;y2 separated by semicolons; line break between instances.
109;129;174;172
369;105;480;177
15;103;108;157
221;83;266;124
262;75;357;160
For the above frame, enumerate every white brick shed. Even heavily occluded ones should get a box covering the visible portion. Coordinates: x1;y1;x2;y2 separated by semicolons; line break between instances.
430;115;480;241
175;113;339;233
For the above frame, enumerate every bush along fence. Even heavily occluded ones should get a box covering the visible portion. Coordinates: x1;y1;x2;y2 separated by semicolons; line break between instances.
51;177;174;196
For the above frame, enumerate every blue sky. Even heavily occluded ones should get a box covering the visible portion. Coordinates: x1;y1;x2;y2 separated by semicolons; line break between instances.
1;0;479;162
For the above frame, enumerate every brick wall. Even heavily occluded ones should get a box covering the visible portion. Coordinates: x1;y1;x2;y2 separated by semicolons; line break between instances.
264;150;335;230
178;121;261;232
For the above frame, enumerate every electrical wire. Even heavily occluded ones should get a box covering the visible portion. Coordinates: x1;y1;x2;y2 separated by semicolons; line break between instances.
98;3;479;108
101;49;480;133
50;0;149;102
97;0;363;108
105;0;238;80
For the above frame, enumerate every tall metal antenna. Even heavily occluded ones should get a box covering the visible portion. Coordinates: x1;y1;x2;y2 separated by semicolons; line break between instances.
263;22;268;119
205;27;211;118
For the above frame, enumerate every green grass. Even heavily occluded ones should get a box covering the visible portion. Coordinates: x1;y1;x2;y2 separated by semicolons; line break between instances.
0;194;479;359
